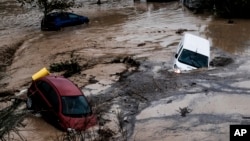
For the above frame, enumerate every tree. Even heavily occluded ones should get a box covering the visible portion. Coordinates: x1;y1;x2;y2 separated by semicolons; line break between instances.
214;0;250;18
16;0;75;16
97;0;101;5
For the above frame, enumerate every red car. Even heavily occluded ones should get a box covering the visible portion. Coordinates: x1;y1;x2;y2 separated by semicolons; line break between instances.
27;75;97;131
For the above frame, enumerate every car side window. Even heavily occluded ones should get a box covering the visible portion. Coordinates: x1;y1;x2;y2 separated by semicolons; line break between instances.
37;81;50;94
36;81;59;111
69;14;78;19
60;13;69;20
49;89;59;112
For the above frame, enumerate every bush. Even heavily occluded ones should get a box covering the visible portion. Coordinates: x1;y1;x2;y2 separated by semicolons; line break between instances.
215;0;250;18
49;59;81;77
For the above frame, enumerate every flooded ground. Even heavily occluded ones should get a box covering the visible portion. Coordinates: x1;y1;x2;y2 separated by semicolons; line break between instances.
1;0;250;140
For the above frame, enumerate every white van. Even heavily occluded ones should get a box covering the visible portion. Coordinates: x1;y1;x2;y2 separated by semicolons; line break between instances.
173;33;210;73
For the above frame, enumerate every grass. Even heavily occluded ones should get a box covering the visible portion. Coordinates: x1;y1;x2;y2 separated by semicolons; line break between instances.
0;95;27;140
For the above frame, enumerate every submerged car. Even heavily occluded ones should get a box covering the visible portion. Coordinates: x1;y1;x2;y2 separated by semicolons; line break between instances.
27;75;96;131
173;33;210;73
181;0;214;9
182;0;202;9
41;12;89;31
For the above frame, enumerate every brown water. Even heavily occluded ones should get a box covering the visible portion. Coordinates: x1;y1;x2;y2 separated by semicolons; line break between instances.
0;0;25;16
1;0;250;141
206;18;250;54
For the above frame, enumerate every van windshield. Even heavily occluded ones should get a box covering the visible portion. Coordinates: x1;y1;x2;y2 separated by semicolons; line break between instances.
178;49;208;68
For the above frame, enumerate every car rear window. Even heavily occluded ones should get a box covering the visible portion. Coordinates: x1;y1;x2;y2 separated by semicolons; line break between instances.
61;96;91;117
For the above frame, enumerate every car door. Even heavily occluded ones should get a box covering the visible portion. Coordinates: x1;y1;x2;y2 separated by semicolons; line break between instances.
68;13;80;25
35;80;52;111
59;13;71;27
36;80;60;124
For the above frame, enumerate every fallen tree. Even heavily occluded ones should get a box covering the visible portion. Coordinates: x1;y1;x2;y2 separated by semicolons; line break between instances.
0;91;27;140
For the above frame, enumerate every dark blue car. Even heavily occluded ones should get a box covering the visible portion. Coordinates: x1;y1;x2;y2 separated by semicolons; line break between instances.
41;12;89;31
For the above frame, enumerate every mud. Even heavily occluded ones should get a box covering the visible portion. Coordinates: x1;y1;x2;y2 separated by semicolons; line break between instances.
1;0;250;141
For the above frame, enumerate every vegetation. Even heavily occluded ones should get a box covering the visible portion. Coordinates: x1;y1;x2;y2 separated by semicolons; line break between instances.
0;91;27;141
183;0;250;18
177;107;192;117
16;0;75;16
49;58;81;78
214;0;250;18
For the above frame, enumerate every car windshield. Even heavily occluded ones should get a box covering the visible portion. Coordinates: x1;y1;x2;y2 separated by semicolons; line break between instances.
61;96;91;117
178;49;208;68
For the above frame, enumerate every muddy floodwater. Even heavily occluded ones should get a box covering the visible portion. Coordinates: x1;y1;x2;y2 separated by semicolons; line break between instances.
1;0;250;141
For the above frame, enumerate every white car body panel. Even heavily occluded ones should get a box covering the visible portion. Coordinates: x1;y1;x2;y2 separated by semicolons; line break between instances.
173;33;210;72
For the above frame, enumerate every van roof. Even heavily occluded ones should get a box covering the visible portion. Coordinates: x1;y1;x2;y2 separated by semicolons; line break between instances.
182;33;210;57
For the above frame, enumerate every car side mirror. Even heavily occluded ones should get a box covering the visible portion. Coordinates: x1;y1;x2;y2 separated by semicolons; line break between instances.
175;54;178;58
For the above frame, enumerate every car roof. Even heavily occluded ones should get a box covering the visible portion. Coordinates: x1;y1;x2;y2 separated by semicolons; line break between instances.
41;75;83;96
47;12;74;16
182;33;210;57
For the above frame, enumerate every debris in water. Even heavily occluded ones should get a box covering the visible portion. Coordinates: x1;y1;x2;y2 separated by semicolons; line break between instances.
137;43;146;47
111;56;140;67
175;28;188;34
210;56;233;67
49;58;81;77
177;107;192;117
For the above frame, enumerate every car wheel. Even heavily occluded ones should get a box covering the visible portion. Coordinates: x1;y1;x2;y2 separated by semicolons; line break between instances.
27;97;33;110
55;26;61;31
41;27;46;31
85;18;89;24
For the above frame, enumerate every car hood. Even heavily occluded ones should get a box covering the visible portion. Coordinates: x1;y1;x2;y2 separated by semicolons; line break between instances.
60;114;97;131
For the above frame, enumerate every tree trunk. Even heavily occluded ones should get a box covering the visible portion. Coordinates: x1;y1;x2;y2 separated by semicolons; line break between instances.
97;0;101;5
40;0;49;16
